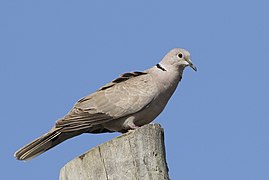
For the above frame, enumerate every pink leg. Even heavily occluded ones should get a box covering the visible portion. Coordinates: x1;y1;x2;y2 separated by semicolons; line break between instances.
129;124;139;130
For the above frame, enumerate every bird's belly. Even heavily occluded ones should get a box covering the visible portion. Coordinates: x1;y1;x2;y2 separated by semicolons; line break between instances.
133;99;166;126
103;99;166;132
103;92;172;132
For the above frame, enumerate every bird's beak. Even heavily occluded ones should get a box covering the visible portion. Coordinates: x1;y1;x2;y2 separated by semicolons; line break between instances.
186;59;197;71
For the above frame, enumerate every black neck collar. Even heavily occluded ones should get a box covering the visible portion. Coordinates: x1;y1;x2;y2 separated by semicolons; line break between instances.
156;63;166;71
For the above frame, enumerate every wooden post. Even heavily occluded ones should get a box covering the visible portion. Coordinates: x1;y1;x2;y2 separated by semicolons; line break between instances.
59;124;169;180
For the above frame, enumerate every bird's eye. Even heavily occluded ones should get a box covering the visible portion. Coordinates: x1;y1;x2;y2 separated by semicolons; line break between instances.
177;53;184;59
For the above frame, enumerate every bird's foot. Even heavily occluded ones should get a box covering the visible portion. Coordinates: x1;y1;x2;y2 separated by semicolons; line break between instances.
126;124;140;133
129;124;139;130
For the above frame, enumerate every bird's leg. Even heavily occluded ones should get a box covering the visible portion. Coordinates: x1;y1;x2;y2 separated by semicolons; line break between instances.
120;118;140;133
129;123;140;130
126;123;140;133
120;123;140;133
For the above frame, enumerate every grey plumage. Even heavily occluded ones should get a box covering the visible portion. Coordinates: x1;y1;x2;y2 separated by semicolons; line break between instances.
14;48;197;161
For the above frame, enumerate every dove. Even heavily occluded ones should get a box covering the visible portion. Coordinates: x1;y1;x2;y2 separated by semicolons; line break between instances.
15;48;197;161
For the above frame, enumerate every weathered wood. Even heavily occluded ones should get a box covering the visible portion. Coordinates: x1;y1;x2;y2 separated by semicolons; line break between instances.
59;124;169;180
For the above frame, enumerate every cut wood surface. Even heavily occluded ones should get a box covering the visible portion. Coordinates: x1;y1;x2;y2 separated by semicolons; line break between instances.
59;123;169;180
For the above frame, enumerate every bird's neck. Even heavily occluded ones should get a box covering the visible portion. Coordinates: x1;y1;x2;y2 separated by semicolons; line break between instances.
148;63;184;95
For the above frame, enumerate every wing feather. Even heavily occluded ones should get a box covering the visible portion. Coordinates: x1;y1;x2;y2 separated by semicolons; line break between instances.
55;71;157;132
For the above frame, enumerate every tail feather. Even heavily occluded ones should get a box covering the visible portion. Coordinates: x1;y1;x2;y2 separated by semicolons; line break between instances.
14;127;83;161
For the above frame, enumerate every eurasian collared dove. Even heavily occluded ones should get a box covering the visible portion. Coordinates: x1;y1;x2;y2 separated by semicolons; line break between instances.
15;48;197;161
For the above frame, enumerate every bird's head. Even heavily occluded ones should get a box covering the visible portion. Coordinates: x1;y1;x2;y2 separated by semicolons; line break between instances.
161;48;197;72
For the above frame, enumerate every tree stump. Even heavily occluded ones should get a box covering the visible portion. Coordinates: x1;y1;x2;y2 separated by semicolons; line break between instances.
59;123;169;180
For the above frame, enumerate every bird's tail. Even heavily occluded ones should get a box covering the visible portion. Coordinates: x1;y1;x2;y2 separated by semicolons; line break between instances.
14;127;82;161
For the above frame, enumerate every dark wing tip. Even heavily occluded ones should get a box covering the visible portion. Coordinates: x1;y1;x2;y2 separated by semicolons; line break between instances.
98;71;147;91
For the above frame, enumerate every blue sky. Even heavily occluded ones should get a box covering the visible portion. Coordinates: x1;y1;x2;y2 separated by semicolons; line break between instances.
1;0;269;179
